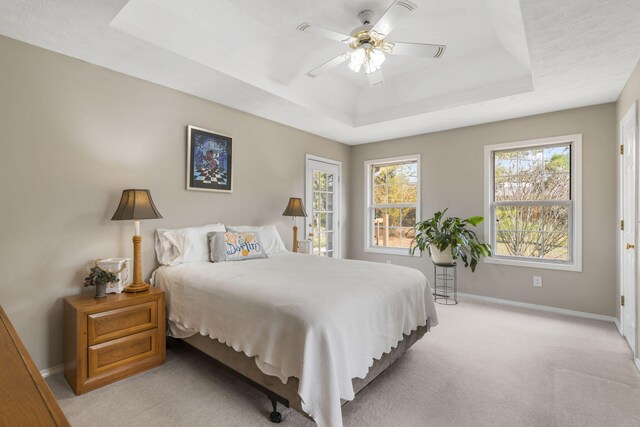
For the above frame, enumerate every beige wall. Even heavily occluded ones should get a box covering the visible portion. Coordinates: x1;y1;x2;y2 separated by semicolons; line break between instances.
616;58;640;356
349;104;617;317
0;32;626;371
0;36;350;370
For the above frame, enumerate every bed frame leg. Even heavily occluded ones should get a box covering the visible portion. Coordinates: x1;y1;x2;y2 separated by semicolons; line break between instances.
269;397;282;423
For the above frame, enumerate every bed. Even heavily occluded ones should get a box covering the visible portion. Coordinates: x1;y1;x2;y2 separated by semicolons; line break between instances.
153;252;438;427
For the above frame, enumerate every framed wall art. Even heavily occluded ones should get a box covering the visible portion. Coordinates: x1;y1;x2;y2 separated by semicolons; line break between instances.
187;125;233;193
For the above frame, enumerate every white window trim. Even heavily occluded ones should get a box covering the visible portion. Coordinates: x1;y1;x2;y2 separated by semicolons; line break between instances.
483;134;582;272
364;154;421;256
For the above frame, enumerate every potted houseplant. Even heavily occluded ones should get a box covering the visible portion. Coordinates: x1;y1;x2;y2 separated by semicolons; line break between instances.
84;263;119;299
410;209;492;271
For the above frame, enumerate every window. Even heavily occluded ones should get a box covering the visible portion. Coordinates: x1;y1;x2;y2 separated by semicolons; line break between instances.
365;155;420;255
484;135;582;271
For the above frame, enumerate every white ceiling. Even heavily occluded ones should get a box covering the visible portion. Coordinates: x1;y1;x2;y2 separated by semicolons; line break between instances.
1;0;639;145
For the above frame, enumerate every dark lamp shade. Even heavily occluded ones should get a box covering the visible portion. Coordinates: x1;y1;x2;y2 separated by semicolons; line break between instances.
111;189;163;221
282;197;307;217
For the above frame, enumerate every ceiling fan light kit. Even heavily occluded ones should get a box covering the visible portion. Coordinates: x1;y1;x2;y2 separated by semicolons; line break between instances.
348;44;386;74
298;0;446;87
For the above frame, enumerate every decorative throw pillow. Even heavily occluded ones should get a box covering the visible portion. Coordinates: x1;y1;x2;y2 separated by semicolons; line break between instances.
226;225;287;254
208;231;268;262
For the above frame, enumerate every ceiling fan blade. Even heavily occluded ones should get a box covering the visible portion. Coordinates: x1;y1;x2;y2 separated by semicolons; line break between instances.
297;23;354;44
305;53;350;78
391;42;446;58
367;70;385;87
371;1;417;37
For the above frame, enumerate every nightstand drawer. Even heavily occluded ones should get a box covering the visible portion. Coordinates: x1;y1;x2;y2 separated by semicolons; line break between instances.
88;329;157;377
87;301;157;345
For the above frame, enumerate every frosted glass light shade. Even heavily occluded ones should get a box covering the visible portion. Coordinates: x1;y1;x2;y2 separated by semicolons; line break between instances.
348;46;385;75
349;47;365;73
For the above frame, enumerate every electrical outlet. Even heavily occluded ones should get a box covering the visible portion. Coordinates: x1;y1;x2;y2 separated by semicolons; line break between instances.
533;276;543;287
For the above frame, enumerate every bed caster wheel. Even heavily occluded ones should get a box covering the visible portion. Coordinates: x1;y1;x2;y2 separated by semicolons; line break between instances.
269;397;282;423
270;411;282;423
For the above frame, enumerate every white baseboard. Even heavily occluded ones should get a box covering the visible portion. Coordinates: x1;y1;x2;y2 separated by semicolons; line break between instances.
615;318;623;334
40;364;63;378
457;292;616;323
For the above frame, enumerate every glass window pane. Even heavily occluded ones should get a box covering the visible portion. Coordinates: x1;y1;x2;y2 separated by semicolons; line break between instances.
518;206;542;232
519;231;542;257
402;181;418;203
374;208;387;225
312;232;321;254
387;208;401;227
327;192;334;211
326;174;334;192
387;168;403;203
399;163;418;203
402;162;418;183
318;232;326;250
373;209;387;246
373;165;386;185
326;232;333;252
542;232;569;260
320;172;328;191
313;171;321;191
402;227;416;248
496;206;517;231
495;152;518;177
401;208;416;227
543;206;569;232
325;213;333;232
544;145;570;174
517;149;543;174
496;231;517;256
373;184;387;204
387;228;402;248
544;173;570;200
315;192;327;211
373;226;389;247
319;213;327;231
495;177;518;202
516;174;544;201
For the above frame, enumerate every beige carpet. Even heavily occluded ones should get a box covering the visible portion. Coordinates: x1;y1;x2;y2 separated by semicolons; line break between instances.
47;297;640;426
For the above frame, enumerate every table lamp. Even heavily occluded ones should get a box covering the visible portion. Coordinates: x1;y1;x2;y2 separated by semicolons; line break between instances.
111;189;162;293
282;197;307;253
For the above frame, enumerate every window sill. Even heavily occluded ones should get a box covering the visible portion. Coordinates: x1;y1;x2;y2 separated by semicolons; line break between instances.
365;247;415;257
484;256;582;272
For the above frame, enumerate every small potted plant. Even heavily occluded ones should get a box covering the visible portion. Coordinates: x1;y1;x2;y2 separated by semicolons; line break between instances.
84;263;119;299
410;209;492;271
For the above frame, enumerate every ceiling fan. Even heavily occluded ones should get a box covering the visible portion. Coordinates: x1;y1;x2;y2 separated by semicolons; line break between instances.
297;0;446;87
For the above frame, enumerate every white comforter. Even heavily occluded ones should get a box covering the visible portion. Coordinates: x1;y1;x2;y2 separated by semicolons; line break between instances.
153;253;438;427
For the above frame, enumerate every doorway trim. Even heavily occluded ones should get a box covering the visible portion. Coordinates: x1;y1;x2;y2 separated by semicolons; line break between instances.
618;100;638;357
305;154;342;258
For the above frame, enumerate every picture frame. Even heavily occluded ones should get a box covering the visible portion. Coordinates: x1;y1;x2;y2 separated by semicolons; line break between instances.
187;125;233;193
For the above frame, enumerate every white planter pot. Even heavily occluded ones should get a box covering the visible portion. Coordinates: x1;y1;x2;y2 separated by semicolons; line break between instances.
429;244;454;265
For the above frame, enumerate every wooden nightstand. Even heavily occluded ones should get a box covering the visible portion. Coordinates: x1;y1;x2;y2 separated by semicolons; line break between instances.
64;287;166;394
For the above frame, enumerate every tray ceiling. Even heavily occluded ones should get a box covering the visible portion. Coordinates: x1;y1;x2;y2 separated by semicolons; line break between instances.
0;0;639;144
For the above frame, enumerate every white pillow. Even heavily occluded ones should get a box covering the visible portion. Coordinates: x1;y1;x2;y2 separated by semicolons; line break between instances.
226;225;287;254
155;228;179;265
155;223;226;265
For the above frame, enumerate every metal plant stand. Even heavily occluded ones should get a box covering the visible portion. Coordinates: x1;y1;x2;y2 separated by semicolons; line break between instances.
433;262;457;305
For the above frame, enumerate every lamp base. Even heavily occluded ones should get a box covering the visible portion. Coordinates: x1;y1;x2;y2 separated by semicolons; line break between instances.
292;224;298;253
124;282;150;293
